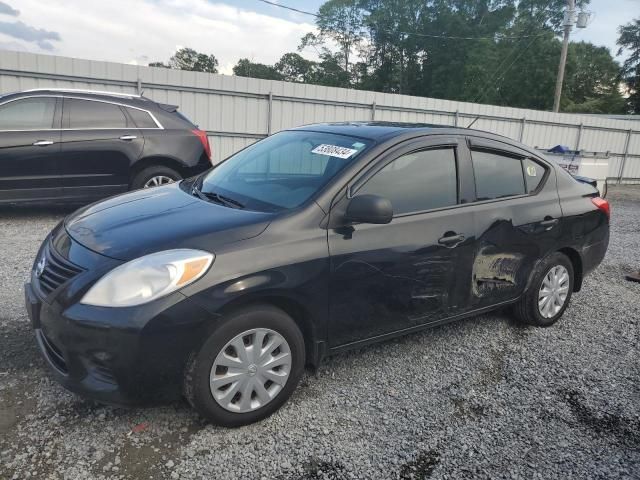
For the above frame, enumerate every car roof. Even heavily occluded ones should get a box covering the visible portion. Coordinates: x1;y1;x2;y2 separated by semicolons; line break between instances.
8;88;155;109
290;121;509;143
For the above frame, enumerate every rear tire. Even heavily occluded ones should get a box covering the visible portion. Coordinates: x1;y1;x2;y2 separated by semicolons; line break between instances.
130;165;181;190
184;305;305;427
513;252;574;327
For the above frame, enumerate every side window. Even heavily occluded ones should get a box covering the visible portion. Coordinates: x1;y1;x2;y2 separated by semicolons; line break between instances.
523;158;547;193
0;97;56;130
67;99;128;129
126;107;158;128
471;150;525;201
358;148;458;215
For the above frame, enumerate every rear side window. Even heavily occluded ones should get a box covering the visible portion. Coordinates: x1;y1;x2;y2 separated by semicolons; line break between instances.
358;148;458;215
0;97;56;130
126;107;158;128
471;150;525;200
67;99;128;129
523;158;546;193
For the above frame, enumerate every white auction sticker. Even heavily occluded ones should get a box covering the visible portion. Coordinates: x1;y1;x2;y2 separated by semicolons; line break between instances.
311;144;358;159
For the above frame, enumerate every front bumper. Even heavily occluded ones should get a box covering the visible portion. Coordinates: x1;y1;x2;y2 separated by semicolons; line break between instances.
25;232;217;406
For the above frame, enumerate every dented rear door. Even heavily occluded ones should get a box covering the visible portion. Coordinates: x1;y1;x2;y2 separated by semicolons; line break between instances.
465;137;562;310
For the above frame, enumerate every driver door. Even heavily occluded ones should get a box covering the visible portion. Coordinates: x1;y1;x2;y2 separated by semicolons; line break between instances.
327;137;476;347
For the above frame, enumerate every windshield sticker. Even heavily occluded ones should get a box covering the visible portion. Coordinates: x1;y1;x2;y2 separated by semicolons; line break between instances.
311;144;359;159
526;165;537;177
352;142;366;149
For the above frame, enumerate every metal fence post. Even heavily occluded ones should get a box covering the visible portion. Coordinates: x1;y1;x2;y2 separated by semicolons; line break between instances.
371;101;376;121
618;129;633;184
575;123;584;151
519;117;527;142
267;92;273;135
454;110;459;127
136;78;142;95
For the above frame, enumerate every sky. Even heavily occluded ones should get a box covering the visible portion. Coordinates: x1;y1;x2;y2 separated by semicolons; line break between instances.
0;0;637;75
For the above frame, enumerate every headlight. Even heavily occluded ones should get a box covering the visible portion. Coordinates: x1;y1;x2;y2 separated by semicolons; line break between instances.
81;249;214;307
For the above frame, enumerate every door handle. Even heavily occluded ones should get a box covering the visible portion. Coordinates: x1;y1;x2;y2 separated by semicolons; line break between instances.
119;135;137;141
33;140;54;146
438;233;465;247
540;217;559;229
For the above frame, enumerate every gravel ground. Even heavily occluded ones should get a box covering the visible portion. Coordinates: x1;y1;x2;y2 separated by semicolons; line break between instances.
1;187;638;480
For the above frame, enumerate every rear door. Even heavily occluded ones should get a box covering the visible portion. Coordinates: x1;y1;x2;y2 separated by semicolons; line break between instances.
327;136;477;347
0;96;62;203
59;97;143;201
465;137;562;310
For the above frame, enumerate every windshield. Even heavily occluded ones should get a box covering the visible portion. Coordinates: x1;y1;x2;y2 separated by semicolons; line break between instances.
196;130;372;212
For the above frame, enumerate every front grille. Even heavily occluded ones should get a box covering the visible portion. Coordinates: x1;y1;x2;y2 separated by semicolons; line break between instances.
37;330;68;374
36;240;83;296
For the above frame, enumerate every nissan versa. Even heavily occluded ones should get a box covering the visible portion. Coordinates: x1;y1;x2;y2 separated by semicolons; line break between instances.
25;122;610;427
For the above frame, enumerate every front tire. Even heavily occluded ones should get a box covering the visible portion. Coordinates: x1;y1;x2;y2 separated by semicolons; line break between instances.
513;252;574;327
131;165;181;190
184;305;305;427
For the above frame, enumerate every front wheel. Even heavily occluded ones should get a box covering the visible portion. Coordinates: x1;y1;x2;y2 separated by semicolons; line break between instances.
184;305;305;427
513;252;574;327
130;165;181;190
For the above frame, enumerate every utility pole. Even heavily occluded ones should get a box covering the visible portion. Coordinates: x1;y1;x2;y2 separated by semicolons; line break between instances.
553;0;575;113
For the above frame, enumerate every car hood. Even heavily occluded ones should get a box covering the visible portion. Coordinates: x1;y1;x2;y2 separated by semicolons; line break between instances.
65;183;273;261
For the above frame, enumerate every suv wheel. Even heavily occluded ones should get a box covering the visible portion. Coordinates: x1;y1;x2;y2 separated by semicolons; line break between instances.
184;305;305;427
513;252;574;327
131;166;181;190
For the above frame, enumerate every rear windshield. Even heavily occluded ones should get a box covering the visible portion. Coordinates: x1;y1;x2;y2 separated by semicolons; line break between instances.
196;130;372;212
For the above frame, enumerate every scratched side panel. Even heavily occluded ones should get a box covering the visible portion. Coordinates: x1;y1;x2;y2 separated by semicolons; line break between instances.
327;207;476;347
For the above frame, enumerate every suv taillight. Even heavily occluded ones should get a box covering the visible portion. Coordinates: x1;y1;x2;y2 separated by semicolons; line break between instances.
192;129;212;163
591;197;610;219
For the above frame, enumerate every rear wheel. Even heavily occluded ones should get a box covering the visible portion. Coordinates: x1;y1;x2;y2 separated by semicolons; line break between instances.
184;305;305;427
131;165;181;190
513;252;574;327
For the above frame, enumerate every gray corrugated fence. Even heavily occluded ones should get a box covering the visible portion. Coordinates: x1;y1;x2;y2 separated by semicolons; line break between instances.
1;50;639;180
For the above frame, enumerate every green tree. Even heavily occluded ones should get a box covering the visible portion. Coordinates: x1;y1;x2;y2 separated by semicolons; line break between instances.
275;53;316;82
148;61;169;68
315;0;365;72
169;48;218;73
617;18;640;113
562;41;626;113
233;59;283;80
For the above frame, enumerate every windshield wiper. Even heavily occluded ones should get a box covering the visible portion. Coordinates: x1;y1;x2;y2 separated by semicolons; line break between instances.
192;185;245;209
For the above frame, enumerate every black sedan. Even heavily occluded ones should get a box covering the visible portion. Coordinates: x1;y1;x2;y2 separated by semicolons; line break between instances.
25;122;610;426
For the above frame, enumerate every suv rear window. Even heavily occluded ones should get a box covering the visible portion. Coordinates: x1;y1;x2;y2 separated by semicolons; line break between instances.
126;107;158;128
66;99;128;129
471;150;526;201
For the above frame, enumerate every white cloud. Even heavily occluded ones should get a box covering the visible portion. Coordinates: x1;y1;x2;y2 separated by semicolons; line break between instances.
12;0;319;74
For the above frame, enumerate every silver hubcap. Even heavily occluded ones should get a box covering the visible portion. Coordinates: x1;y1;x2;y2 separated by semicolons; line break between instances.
210;328;292;413
538;265;570;318
143;175;174;188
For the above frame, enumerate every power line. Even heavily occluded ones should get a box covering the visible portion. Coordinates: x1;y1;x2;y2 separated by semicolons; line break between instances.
256;0;318;17
255;0;551;41
473;34;541;104
470;2;555;103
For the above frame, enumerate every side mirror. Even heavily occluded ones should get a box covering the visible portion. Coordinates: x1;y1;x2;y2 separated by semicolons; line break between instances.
344;194;393;225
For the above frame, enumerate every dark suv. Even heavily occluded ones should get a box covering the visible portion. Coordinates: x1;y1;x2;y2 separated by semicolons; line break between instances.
0;89;212;204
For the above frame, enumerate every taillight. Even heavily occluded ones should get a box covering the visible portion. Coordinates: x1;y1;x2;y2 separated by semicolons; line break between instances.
591;197;610;219
192;129;212;163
